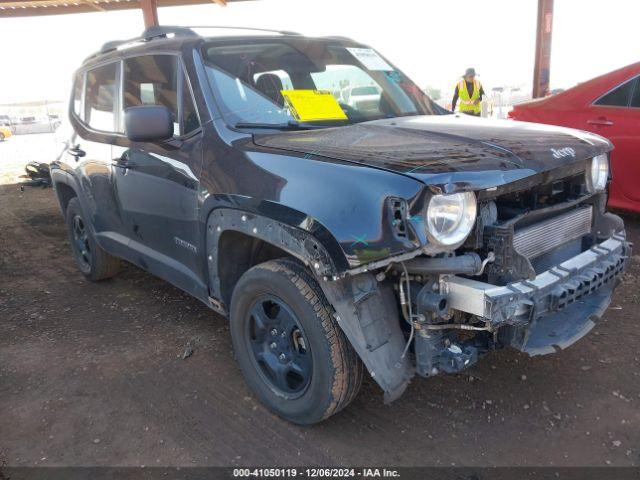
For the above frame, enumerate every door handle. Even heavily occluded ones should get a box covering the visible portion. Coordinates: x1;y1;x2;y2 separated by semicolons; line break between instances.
67;145;86;158
587;117;614;127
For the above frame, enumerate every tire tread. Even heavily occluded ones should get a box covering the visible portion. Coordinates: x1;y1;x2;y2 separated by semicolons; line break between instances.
66;197;120;281
257;258;363;420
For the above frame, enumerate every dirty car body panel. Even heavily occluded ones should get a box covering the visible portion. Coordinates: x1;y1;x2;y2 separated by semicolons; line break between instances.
51;27;629;415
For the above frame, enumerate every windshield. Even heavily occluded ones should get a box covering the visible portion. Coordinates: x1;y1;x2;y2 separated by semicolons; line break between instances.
201;38;440;128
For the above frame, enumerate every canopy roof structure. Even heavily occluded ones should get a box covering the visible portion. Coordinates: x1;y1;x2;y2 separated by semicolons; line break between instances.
0;0;554;98
0;0;249;20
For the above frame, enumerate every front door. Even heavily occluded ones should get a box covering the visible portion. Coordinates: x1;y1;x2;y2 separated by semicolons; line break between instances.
111;54;204;292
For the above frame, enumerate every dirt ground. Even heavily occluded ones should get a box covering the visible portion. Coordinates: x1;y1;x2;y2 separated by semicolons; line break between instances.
0;142;639;467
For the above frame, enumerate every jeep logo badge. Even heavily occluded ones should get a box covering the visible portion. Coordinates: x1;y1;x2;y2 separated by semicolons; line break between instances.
551;147;576;159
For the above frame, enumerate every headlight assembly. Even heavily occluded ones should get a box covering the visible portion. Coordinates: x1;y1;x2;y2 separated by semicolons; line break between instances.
586;154;609;192
426;192;477;246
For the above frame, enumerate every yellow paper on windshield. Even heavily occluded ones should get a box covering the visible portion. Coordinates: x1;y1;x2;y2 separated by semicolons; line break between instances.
281;90;348;122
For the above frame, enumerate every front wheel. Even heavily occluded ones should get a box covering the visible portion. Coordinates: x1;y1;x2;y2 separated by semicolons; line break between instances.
230;258;363;424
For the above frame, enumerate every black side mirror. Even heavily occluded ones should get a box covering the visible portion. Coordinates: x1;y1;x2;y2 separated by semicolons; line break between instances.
124;105;173;142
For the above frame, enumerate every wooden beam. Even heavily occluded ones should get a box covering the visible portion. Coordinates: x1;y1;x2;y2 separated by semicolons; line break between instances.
532;0;554;98
0;0;251;17
81;0;106;12
140;0;158;27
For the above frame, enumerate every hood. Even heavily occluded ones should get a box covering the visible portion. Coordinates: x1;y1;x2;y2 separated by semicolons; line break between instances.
253;115;611;193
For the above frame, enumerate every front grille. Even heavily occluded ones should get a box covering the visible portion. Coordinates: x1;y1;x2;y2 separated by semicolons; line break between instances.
513;206;593;259
492;171;588;221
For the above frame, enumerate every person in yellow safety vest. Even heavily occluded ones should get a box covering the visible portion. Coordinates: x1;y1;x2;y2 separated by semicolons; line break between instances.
452;67;485;116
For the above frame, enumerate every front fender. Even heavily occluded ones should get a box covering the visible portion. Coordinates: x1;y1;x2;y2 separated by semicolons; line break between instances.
239;149;429;269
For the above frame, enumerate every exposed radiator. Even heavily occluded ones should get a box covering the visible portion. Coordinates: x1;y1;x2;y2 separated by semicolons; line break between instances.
513;206;593;259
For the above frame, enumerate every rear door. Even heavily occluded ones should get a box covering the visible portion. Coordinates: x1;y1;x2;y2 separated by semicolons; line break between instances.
71;62;126;244
111;53;204;291
582;76;640;206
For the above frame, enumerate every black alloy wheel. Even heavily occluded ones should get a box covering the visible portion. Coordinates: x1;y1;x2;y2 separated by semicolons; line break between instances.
65;197;121;281
71;213;92;272
247;294;312;397
230;258;364;424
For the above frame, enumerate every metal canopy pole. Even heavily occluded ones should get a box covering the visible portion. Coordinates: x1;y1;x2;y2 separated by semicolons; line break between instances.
140;0;159;27
532;0;554;98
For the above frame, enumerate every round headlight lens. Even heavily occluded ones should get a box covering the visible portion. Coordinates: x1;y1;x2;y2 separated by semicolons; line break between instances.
587;154;609;192
426;192;477;246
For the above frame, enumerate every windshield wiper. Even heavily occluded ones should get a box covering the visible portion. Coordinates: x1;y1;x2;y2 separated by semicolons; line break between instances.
233;121;320;130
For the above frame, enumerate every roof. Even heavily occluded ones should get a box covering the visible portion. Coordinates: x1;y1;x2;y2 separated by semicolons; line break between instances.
0;0;250;18
78;25;306;65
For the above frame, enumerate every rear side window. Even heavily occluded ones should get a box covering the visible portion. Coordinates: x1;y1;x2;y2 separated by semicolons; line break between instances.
630;79;640;108
594;78;635;107
85;63;118;132
72;72;84;118
123;55;179;135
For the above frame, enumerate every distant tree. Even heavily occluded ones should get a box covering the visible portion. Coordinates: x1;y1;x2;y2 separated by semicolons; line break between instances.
424;86;442;101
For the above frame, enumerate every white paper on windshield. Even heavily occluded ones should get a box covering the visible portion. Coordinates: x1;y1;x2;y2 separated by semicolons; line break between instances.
346;48;393;71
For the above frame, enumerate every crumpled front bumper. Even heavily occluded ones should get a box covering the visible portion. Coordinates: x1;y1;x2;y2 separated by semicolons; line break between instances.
442;232;630;355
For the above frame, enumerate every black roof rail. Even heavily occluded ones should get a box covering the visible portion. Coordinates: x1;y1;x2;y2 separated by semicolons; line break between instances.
85;24;300;63
183;25;301;36
321;35;357;43
141;25;199;40
91;25;198;58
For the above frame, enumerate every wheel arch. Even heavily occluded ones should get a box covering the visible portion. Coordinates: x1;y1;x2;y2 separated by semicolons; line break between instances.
51;168;81;216
205;206;347;308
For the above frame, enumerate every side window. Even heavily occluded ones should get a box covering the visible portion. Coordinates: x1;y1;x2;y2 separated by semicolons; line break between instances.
72;72;84;119
181;70;200;135
630;79;640;108
123;55;179;136
594;78;635;107
85;63;118;132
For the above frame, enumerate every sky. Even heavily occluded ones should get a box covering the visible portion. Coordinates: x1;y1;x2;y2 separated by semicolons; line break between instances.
0;0;638;105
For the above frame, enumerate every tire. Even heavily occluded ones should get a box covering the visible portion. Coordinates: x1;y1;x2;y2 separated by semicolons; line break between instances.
0;132;5;142
65;197;121;281
230;258;363;424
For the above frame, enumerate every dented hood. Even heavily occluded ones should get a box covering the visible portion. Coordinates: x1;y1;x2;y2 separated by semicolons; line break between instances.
253;115;612;193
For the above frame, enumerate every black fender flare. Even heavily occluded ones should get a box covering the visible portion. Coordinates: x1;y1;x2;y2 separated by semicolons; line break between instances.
50;167;81;215
50;167;104;246
205;207;341;301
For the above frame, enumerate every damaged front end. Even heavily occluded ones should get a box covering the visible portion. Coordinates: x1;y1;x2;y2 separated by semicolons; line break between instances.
319;163;630;401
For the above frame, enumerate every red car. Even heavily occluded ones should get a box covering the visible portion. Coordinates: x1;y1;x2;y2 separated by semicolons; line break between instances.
509;63;640;212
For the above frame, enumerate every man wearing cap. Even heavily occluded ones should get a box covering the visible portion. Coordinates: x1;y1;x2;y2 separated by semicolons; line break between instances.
452;68;485;116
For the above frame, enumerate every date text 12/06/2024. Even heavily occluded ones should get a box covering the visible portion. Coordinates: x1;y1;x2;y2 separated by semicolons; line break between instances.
233;468;400;478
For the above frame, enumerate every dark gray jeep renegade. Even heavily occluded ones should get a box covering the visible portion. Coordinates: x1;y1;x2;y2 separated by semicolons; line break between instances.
52;25;630;424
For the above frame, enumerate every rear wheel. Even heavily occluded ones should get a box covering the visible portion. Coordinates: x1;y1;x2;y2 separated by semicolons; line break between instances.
230;258;363;424
0;132;5;141
65;197;120;281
